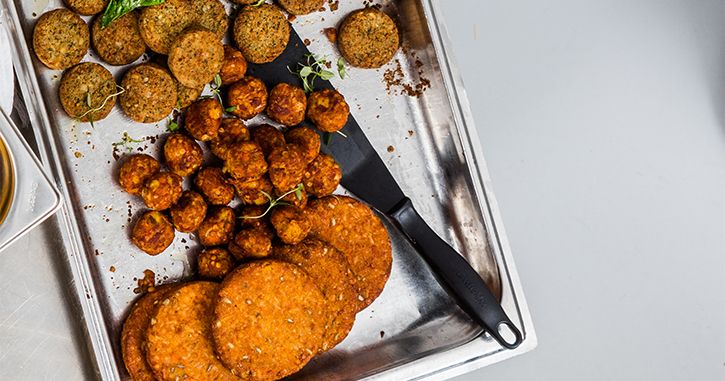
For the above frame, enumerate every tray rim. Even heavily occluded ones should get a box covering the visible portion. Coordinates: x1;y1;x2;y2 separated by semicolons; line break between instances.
1;0;537;379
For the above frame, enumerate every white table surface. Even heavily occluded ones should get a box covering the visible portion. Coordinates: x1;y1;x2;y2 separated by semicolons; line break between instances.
1;1;724;380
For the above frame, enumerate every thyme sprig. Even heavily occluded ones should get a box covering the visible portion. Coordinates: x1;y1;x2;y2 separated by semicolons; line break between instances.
77;85;125;127
210;74;237;113
240;183;304;219
112;132;145;152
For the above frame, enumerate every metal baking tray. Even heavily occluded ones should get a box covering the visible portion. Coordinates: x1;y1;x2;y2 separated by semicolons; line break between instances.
2;0;536;379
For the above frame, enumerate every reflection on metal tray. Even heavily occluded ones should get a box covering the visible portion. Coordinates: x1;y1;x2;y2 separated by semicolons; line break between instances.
2;0;536;379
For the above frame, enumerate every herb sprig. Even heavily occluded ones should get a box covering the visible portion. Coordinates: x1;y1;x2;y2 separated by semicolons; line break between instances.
290;54;337;93
251;0;266;6
112;132;145;152
101;0;165;28
210;74;237;113
240;183;304;219
77;85;125;127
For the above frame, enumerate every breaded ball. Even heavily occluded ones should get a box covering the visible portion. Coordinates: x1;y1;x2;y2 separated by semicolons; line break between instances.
194;167;235;205
185;97;223;141
120;64;177;123
303;153;342;196
59;62;116;122
273;239;361;350
266;83;307;127
141;172;183;211
121;284;178;381
227;227;272;260
138;0;195;54
118;154;161;195
91;12;145;66
285;126;320;164
307;196;392;307
168;27;224;88
307;89;350;132
219;45;247;86
33;9;89;70
338;8;399;68
250;124;285;157
211;261;327;380
278;0;324;15
131;211;174;255
223;141;268;181
226;76;267;120
176;81;203;109
227;176;273;205
270;206;310;245
268;145;306;192
63;0;108;15
170;191;207;233
209;118;250;160
197;206;235;246
191;0;228;39
163;133;203;177
232;4;290;64
197;247;234;279
146;282;239;381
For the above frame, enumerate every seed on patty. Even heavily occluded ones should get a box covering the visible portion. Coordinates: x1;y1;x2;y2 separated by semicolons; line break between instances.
138;0;195;54
278;0;325;15
63;0;108;15
120;64;177;123
59;62;117;122
33;9;89;70
91;12;145;66
338;8;399;68
168;27;224;88
233;4;290;64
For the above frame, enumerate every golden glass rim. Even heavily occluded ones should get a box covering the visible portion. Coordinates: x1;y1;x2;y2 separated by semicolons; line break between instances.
0;132;15;225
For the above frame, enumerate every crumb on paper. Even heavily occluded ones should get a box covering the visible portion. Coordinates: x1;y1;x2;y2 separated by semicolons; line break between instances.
74;151;83;158
323;27;337;43
133;269;156;294
303;38;311;46
383;58;431;97
327;0;339;11
387;145;395;153
109;266;116;273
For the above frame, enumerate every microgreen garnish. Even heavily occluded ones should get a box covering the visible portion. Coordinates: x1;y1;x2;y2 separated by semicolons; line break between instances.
240;183;304;219
112;132;145;152
289;54;336;93
167;119;180;132
77;85;125;127
210;73;236;113
323;132;333;145
101;0;165;28
251;0;266;6
337;57;348;79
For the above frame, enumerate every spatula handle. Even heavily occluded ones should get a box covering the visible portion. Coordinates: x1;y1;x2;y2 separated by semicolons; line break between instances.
388;198;523;349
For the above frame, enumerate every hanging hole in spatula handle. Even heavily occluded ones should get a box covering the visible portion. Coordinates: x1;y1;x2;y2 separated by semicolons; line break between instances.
388;197;523;349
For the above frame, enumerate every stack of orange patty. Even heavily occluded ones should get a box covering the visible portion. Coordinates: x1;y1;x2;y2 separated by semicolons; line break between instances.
122;195;392;381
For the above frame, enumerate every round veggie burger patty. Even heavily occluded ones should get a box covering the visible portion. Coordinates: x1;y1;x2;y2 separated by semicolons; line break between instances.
146;282;240;381
212;260;328;380
59;62;117;122
33;8;89;70
338;8;399;68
